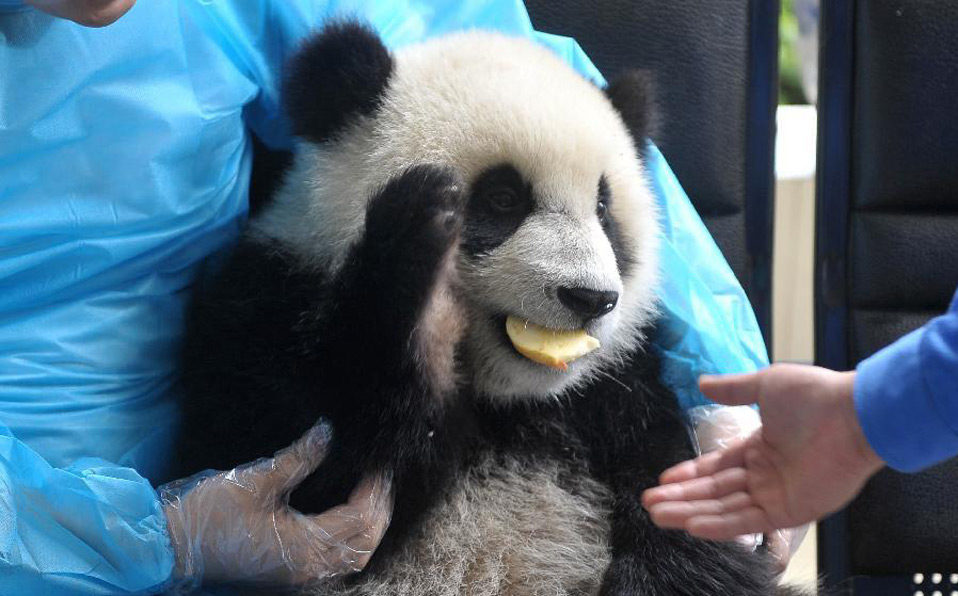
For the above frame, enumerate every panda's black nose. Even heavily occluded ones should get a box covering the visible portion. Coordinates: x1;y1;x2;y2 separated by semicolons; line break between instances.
557;287;619;320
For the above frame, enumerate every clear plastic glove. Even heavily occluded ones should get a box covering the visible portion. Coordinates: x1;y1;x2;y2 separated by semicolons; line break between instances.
685;404;808;574
159;422;393;592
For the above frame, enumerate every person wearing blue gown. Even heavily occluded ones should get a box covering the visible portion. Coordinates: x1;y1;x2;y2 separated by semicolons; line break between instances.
0;0;786;593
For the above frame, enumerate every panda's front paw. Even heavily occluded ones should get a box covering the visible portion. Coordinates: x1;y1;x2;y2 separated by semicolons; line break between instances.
326;164;464;356
363;164;464;262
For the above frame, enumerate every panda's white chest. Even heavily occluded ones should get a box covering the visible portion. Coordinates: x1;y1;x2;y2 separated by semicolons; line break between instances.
338;454;613;596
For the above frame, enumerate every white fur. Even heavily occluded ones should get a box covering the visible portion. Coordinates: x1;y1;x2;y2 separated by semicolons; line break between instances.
309;455;613;596
414;248;466;396
254;30;662;401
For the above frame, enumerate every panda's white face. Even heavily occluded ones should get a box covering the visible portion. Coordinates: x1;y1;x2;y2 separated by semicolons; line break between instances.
458;165;639;399
257;30;661;401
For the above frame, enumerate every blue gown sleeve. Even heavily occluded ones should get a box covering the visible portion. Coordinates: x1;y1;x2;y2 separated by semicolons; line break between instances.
0;422;174;596
855;287;958;473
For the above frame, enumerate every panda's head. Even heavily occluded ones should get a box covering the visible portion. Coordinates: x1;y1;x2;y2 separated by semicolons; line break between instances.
260;21;662;401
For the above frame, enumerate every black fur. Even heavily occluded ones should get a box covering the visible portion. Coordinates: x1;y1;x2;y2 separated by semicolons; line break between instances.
249;135;294;218
283;21;394;144
178;165;470;554
461;163;534;257
179;162;803;594
286;164;468;529
177;237;331;472
599;175;638;276
605;69;659;156
566;357;779;596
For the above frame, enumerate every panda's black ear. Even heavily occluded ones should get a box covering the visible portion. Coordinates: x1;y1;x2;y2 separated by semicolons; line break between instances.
605;69;659;154
283;20;394;144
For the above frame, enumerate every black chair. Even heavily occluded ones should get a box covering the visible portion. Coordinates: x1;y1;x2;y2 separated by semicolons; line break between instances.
524;0;780;350
816;1;958;593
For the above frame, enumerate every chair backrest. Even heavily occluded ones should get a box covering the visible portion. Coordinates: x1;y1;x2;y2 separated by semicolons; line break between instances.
816;1;958;592
524;0;779;350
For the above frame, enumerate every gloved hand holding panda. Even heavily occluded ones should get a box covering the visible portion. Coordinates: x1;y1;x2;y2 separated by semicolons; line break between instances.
176;20;806;596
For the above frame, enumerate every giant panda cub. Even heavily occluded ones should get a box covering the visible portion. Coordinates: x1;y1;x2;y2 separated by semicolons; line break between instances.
178;20;800;596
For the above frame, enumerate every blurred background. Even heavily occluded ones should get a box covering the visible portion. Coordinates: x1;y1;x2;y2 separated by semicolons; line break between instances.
776;0;818;589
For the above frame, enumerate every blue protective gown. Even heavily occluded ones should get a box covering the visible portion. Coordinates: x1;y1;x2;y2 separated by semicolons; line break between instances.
0;1;768;593
856;287;958;473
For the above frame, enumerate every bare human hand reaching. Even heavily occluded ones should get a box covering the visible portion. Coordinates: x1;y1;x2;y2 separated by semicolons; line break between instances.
642;364;884;540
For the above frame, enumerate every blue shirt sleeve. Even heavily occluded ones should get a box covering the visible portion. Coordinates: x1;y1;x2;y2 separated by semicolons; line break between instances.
855;287;958;472
0;423;175;596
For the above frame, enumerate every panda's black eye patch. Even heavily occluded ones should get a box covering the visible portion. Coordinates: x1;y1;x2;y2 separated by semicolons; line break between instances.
474;165;531;215
462;164;533;257
598;175;636;275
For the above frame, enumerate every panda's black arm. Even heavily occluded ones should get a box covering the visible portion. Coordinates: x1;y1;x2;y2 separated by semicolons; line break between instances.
574;351;779;596
284;165;469;556
180;164;467;561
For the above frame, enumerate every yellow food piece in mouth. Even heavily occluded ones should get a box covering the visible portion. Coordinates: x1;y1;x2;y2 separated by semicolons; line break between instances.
505;316;601;372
